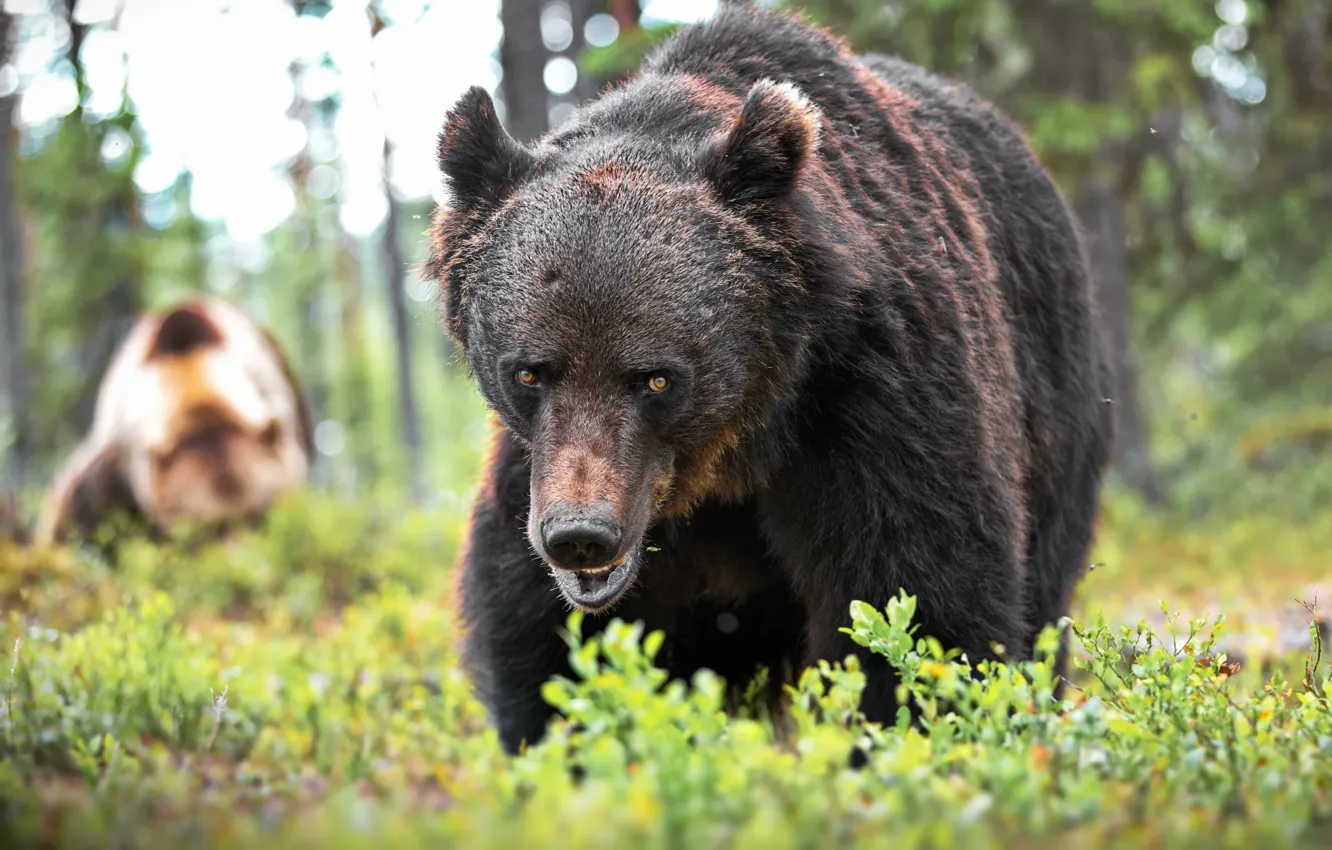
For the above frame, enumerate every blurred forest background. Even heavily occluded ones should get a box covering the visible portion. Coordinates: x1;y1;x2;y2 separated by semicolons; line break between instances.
0;0;1328;530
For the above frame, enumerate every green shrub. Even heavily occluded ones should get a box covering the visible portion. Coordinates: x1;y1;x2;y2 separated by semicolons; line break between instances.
0;577;1327;849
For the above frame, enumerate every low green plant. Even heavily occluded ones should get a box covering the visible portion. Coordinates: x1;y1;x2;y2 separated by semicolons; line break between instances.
0;498;1328;849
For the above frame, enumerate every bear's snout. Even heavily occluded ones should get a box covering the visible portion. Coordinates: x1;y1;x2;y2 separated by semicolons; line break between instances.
539;504;623;572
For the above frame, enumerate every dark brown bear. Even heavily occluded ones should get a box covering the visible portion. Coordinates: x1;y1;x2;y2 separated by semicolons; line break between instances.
426;0;1114;755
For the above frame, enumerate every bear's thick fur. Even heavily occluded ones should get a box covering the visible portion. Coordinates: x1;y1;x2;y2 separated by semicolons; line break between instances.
426;0;1114;755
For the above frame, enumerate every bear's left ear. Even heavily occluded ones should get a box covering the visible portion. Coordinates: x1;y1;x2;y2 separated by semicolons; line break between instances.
436;86;538;216
430;87;538;349
699;79;821;206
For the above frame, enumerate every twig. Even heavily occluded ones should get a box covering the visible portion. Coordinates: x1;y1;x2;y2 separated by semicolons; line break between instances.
206;685;228;752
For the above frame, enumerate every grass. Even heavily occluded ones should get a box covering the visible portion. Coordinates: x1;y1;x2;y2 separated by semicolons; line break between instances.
0;486;1328;849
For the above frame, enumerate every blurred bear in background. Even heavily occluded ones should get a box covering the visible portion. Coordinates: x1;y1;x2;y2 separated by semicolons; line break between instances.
34;297;314;546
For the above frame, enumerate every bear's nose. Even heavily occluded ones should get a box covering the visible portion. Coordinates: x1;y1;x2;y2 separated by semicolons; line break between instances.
542;515;622;571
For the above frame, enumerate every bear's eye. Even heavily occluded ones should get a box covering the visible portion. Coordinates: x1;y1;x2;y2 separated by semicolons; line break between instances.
647;374;670;393
515;368;539;387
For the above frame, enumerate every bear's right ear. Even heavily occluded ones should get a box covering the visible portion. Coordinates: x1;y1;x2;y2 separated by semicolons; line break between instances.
436;86;537;216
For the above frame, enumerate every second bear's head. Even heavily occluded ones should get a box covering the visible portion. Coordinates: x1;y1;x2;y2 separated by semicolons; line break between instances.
427;76;825;612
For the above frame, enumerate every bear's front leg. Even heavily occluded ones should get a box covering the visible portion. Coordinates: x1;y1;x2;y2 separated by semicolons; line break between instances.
457;428;575;756
758;458;1030;733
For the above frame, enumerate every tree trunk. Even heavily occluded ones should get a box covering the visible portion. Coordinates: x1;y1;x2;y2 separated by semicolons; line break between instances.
336;243;375;494
568;0;597;102
0;10;26;489
1027;0;1163;504
608;0;640;32
1075;181;1162;503
369;3;425;503
381;137;425;504
286;54;329;486
500;0;550;144
64;1;142;436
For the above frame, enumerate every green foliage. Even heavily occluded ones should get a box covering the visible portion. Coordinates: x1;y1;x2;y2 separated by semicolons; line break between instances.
0;496;1329;848
15;107;148;456
579;23;683;81
1;491;464;633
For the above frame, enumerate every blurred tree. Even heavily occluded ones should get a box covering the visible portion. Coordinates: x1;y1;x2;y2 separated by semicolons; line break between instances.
145;172;209;302
609;0;640;31
284;0;336;489
60;0;143;435
17;0;146;463
286;68;330;449
332;236;378;493
580;3;672;87
500;0;550;143
371;2;424;504
1212;0;1332;403
1023;0;1183;505
0;9;26;489
568;0;644;96
568;0;597;101
545;0;597;126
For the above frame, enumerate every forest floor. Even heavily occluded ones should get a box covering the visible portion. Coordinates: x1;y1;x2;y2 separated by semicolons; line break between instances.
0;489;1328;849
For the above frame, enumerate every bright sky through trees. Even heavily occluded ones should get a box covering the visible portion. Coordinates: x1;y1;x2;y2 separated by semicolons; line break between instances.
7;0;716;243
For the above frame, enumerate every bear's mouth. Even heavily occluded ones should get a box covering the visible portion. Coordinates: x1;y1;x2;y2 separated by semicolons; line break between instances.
550;548;638;612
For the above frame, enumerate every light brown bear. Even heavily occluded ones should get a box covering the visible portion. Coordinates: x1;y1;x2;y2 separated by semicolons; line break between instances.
34;297;314;545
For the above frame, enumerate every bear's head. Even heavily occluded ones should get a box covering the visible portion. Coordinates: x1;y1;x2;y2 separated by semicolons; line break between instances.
427;78;823;612
129;301;312;533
